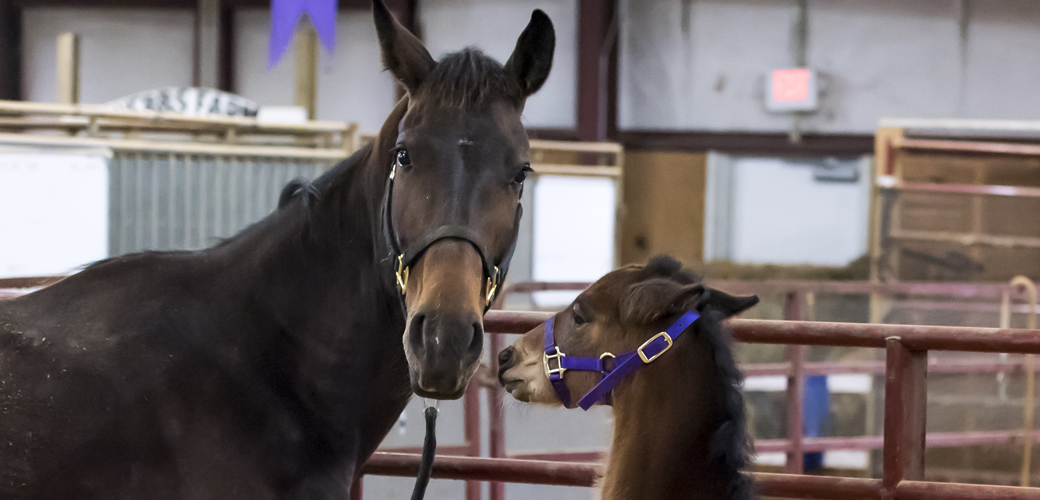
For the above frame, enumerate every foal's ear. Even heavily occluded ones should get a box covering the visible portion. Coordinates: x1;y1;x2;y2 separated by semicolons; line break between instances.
621;279;706;325
372;0;436;93
504;10;555;100
699;288;760;319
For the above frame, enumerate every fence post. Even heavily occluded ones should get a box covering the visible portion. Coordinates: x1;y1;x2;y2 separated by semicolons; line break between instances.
489;332;507;500
464;381;482;500
882;338;927;500
784;291;805;474
350;475;363;500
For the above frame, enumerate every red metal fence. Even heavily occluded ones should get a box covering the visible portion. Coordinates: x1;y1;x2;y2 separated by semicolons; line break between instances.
354;311;1040;500
7;278;1040;498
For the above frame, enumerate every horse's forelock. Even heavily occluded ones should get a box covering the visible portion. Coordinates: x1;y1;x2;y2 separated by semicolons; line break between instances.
413;48;520;110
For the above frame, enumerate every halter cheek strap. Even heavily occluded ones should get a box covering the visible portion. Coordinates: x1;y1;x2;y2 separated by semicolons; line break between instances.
381;162;523;313
543;310;701;411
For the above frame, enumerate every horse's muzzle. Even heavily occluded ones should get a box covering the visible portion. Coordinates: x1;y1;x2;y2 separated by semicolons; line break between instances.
406;309;484;398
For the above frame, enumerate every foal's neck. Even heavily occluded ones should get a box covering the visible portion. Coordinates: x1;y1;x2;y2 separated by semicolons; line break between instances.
602;338;733;500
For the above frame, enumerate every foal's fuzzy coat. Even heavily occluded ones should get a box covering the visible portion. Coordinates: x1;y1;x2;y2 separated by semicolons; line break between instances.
498;256;758;500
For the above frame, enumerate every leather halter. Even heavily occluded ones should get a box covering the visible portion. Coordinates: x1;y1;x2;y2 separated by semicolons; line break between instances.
381;160;523;313
543;310;700;410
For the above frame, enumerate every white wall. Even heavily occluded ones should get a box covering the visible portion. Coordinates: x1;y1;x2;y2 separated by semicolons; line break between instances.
235;9;397;133
0;150;109;278
22;8;195;104
619;0;1040;133
420;0;578;129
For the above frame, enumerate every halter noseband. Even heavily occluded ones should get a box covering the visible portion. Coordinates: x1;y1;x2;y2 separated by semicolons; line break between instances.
543;310;700;410
382;161;523;313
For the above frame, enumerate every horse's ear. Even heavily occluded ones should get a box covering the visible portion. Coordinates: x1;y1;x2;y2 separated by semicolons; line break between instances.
699;288;759;319
621;279;705;325
372;0;435;93
504;10;555;100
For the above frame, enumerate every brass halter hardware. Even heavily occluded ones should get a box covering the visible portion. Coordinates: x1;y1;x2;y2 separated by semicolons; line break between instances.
395;254;410;295
485;266;500;308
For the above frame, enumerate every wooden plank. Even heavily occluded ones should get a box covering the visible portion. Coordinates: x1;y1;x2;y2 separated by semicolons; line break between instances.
898;137;1040;157
528;138;623;154
295;24;319;120
886;182;1040;199
56;33;79;104
0;132;349;159
890;229;1040;249
620;151;705;266
530;164;620;178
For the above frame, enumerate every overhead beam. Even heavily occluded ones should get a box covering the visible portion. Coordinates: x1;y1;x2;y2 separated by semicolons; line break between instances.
576;0;618;142
0;0;21;100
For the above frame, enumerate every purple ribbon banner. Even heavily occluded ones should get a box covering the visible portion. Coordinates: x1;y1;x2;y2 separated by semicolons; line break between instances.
269;0;338;68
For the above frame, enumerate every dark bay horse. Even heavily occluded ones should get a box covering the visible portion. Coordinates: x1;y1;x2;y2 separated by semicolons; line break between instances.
498;256;759;500
0;2;554;498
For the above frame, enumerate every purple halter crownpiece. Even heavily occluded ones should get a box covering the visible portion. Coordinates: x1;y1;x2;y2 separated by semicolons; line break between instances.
543;310;700;410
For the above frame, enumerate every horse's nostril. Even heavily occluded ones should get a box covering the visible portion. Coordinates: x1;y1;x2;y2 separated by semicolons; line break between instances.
408;313;426;349
468;321;483;354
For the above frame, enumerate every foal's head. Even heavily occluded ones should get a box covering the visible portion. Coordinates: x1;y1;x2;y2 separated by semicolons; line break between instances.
497;256;758;406
372;1;554;398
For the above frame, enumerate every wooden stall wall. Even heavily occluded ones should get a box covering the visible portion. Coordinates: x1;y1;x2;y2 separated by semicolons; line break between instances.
621;151;706;266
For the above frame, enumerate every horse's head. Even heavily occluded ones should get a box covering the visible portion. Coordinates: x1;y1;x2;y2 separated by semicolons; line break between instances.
498;256;758;406
372;0;554;399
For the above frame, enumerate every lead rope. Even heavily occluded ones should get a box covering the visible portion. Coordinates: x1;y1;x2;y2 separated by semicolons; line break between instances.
410;399;439;500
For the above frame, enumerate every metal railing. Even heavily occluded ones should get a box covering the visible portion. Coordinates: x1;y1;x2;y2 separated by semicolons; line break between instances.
354;311;1040;500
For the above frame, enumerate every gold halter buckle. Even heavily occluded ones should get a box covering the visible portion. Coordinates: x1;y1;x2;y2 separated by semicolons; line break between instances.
485;266;500;307
395;254;410;295
637;332;673;364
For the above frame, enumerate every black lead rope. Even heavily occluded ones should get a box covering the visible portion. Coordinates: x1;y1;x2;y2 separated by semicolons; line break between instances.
410;406;438;500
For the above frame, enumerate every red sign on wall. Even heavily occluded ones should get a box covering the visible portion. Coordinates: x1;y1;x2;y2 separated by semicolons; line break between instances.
772;68;811;102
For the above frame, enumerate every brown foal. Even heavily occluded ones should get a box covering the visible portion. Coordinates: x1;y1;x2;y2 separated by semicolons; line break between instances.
498;256;759;500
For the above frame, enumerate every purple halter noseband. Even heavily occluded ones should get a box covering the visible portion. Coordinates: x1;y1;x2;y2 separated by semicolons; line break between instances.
543;310;700;410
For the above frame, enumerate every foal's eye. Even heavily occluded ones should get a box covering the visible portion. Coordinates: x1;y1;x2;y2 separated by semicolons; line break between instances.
513;164;532;184
396;148;412;168
573;310;586;327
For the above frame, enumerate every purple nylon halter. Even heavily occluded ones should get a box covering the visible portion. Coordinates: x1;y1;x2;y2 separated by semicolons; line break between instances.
543;310;700;410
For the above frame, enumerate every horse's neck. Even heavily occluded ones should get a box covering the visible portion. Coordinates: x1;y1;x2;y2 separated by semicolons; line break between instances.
602;341;731;500
214;100;406;333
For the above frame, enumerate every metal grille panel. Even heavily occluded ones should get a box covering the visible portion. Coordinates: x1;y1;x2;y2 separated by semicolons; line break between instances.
108;151;335;255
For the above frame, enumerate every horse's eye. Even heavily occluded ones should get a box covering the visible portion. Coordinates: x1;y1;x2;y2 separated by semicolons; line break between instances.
513;164;532;184
396;148;411;168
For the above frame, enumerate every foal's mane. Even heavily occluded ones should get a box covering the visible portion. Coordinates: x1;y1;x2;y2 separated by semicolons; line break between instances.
646;256;755;499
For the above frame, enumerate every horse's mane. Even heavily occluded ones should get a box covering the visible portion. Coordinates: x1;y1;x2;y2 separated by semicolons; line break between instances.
416;48;519;109
646;255;756;500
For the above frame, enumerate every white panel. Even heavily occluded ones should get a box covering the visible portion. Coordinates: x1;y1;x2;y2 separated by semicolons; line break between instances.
0;152;109;278
22;8;194;104
730;156;870;266
531;176;615;307
742;375;787;392
420;0;578;128
827;374;872;394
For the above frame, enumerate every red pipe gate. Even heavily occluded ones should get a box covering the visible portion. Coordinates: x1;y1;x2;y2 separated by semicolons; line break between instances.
354;311;1040;500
